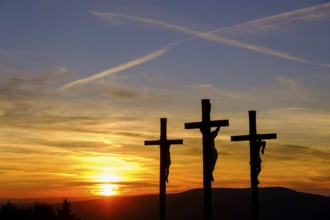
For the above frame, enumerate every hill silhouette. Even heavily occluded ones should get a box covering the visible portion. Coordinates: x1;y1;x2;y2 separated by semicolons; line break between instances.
69;187;329;220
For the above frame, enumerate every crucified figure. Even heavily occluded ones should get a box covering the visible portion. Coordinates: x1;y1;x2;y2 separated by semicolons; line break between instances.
200;125;221;181
165;143;171;183
210;126;220;181
256;139;266;184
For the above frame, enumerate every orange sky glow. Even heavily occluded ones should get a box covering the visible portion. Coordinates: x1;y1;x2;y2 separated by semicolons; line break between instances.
0;1;329;199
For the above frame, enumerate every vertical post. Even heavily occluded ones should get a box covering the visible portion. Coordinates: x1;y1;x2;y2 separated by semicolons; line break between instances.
185;99;229;220
160;118;166;220
249;111;259;220
202;99;212;220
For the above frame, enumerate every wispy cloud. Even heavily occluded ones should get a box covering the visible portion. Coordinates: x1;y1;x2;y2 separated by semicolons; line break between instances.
188;83;254;103
90;9;324;66
59;47;168;91
244;75;308;95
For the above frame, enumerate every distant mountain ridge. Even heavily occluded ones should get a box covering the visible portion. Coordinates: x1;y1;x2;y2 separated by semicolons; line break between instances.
68;187;330;220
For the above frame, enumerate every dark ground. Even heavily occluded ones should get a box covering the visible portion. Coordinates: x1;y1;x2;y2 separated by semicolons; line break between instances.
69;187;330;220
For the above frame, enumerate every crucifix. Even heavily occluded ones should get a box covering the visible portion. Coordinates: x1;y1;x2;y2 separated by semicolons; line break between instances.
231;110;277;220
184;99;229;220
145;118;183;220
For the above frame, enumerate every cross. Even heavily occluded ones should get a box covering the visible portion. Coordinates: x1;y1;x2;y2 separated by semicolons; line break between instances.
184;99;229;220
231;110;277;220
144;118;183;220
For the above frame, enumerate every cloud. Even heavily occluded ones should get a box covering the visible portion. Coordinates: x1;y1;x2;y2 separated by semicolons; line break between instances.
268;144;330;160
235;72;330;109
263;107;330;145
0;68;69;117
244;74;310;97
88;82;174;102
90;10;324;66
265;144;330;182
187;83;269;104
317;62;330;68
59;47;168;91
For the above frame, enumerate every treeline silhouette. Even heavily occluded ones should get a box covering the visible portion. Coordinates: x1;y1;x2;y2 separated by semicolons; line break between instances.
0;198;80;220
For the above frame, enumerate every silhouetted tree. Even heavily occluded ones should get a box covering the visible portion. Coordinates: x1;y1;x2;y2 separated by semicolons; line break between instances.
0;199;81;220
32;202;57;220
0;201;20;219
57;198;80;220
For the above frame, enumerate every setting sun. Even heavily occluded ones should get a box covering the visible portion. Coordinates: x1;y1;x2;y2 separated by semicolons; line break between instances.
99;183;118;196
94;173;121;196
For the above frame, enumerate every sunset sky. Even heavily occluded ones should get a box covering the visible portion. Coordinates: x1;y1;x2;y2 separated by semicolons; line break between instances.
0;0;329;199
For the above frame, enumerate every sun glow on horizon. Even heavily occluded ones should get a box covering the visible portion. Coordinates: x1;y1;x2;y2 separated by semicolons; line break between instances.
95;173;121;196
99;183;119;196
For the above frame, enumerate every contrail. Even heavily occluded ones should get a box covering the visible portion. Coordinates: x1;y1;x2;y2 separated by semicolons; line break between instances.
59;47;168;91
91;3;329;66
61;4;329;91
207;2;330;36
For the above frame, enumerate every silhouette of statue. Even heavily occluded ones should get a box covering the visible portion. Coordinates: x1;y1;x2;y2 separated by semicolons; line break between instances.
256;139;266;184
164;143;171;183
200;125;220;181
210;126;220;181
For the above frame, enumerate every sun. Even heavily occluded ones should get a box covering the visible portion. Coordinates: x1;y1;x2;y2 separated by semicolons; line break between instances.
99;183;118;196
95;173;121;196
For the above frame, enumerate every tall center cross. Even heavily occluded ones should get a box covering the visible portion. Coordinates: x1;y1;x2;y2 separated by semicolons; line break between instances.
231;110;277;220
145;118;183;220
184;99;229;220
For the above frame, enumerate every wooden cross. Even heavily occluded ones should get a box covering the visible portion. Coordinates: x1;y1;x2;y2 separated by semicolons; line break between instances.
145;118;183;220
184;99;229;220
231;110;277;220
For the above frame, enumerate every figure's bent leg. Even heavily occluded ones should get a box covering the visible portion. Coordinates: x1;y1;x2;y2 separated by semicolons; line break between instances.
165;168;169;183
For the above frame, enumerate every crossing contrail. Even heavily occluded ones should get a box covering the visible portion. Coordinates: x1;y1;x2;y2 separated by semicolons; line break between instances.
60;3;329;91
91;2;330;66
90;11;308;64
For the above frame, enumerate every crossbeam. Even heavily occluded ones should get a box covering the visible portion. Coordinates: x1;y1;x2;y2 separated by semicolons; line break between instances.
231;133;277;141
144;118;183;220
184;99;229;220
145;139;183;146
185;120;229;129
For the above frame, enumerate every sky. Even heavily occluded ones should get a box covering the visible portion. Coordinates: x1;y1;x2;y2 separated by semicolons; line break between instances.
0;0;330;199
